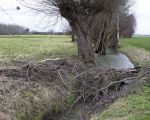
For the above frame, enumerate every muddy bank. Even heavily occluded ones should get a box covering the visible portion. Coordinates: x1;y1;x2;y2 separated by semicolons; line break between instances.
0;58;149;120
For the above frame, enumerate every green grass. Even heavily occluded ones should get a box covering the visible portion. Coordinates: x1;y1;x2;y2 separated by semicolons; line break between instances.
96;86;150;120
121;37;150;51
0;35;77;63
120;37;150;65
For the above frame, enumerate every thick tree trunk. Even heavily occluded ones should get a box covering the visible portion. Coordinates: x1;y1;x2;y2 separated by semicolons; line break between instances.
76;28;95;63
77;35;95;63
70;21;95;63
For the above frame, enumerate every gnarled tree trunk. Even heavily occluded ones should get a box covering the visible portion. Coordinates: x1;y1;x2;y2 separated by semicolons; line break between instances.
70;19;95;63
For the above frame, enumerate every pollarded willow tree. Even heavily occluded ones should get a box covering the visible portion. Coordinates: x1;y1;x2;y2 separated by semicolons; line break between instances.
21;0;133;63
92;0;135;54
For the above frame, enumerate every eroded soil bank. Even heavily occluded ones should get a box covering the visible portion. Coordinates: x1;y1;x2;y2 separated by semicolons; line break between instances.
0;58;149;120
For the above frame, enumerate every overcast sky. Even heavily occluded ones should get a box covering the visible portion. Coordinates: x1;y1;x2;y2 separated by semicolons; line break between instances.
0;0;150;34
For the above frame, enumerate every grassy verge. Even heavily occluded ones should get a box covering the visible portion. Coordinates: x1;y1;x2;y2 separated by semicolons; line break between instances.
96;86;150;120
94;37;150;120
119;37;150;66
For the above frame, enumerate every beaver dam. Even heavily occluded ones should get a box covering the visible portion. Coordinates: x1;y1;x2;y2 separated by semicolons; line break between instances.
0;58;150;120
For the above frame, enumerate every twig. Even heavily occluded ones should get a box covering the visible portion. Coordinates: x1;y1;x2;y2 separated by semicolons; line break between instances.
84;77;138;100
26;64;31;83
100;77;138;91
0;113;8;120
75;68;95;78
67;95;82;114
58;69;69;90
72;63;77;73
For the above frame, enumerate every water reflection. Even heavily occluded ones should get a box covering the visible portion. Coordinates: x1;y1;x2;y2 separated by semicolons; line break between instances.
96;50;134;69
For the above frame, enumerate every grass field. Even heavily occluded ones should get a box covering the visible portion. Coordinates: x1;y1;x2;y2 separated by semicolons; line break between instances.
0;35;77;63
0;35;150;120
121;37;150;51
0;35;150;64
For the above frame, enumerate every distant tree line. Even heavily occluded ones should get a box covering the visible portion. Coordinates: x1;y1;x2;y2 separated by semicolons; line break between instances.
0;23;71;35
0;23;30;35
32;31;53;35
119;14;136;38
31;31;68;35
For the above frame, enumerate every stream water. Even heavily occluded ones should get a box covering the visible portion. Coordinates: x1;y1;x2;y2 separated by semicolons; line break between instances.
96;49;134;69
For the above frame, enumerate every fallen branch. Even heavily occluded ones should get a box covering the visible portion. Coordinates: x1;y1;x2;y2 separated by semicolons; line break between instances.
58;69;69;90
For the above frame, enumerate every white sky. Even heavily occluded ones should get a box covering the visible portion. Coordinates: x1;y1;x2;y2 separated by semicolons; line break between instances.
0;0;150;34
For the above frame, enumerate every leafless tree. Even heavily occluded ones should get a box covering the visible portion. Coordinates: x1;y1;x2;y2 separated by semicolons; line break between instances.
21;0;135;63
120;13;136;38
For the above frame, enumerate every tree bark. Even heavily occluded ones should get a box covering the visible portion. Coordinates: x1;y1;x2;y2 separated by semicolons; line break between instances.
71;22;95;63
92;15;106;55
94;19;108;55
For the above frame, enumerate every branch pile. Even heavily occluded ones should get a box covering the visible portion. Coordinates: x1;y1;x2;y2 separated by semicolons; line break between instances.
0;58;146;120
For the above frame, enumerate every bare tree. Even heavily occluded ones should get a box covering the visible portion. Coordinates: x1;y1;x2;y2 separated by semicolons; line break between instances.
57;0;118;63
21;0;134;63
120;13;136;38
